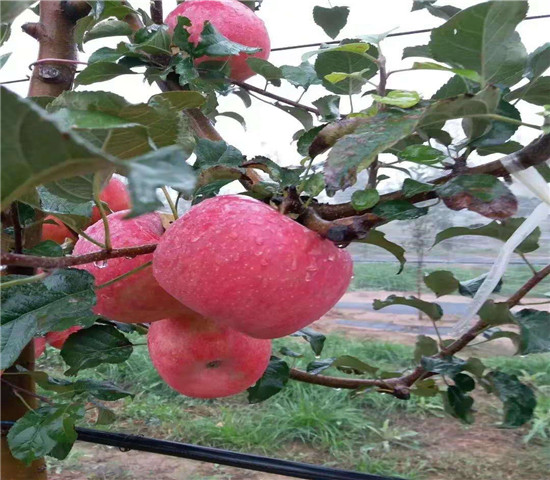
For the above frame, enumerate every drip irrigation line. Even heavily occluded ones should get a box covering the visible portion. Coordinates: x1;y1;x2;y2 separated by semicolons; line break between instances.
1;421;402;480
270;14;550;51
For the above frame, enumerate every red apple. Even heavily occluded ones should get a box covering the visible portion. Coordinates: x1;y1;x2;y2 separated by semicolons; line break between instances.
42;215;77;244
91;177;131;224
73;211;192;323
165;0;271;81
153;195;353;339
46;326;82;350
34;337;46;358
148;313;271;398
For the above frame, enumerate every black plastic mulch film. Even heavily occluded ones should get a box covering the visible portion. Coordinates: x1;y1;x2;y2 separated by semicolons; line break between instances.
1;421;403;480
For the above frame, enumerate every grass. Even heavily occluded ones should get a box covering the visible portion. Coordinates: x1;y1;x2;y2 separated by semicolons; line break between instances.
38;334;550;480
350;262;549;297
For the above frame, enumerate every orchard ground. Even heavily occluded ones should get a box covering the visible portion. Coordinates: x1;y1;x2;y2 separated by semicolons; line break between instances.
40;260;550;480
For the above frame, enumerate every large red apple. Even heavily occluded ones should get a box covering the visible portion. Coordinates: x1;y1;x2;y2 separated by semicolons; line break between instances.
148;313;271;398
42;178;130;244
45;326;82;350
165;0;271;81
34;337;46;358
73;211;192;323
153;195;353;338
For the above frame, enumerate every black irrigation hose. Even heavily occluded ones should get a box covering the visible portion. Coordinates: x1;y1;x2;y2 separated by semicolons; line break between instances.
1;421;403;480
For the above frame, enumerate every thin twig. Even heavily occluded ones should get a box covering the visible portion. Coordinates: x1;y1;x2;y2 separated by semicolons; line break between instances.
93;174;112;251
96;261;152;289
1;378;54;406
1;244;157;269
161;187;179;219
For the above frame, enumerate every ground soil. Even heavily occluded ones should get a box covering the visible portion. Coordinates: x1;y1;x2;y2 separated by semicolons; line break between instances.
49;290;550;480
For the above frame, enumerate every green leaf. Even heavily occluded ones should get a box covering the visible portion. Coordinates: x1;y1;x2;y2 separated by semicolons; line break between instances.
197;21;262;57
247;357;290;403
478;301;514;326
477;141;523;157
454;373;475;393
312;6;349;39
23;241;64;258
292;327;326;356
276;104;314;130
7;404;85;465
412;61;481;83
217;111;247;130
373;295;443;320
88;45;127;64
412;1;460;20
281;62;320;89
410;378;439;397
359;230;406;274
321;105;425;193
351;189;379;210
398;145;445;165
95;404;116;425
1;270;96;370
246;58;283;86
244;156;304;187
485;371;536;427
0;87;113;208
372;90;421;109
402;178;435;198
506;76;550;106
421;356;466;376
432;75;472;100
297;125;325;156
0;0;35;23
302;173;325;197
402;44;431;60
428;1;527;87
424;270;460;297
279;346;303;358
0;52;11;70
306;358;336;375
414;335;438;363
526;43;550;81
75;62;136;86
463;357;485;378
84;19;133;42
314;46;378;95
61;325;133;376
436;174;517;220
333;355;378;376
312;95;340;121
458;273;502;298
130;25;171;54
443;386;474;424
433;218;540;254
514;309;550;354
124;146;196;217
194;139;244;171
372;200;428;221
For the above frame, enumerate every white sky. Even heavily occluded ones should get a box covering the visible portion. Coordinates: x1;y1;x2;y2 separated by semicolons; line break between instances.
2;0;549;186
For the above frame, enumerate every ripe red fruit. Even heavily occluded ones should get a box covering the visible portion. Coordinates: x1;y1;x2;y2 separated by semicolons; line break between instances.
34;337;46;358
42;215;77;244
153;195;353;339
148;313;271;398
73;211;193;323
42;178;130;244
46;326;82;349
91;177;131;224
165;0;271;81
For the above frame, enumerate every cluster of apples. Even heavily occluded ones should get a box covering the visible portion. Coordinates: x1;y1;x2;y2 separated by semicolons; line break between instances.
48;183;352;398
39;1;352;398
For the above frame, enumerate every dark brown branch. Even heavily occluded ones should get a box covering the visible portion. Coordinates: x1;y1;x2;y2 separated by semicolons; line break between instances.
1;244;157;269
150;0;164;25
21;22;45;41
1;378;55;406
314;133;550;220
232;80;320;116
289;263;550;397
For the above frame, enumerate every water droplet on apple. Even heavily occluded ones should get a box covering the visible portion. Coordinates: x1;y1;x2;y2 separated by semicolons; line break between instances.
94;260;108;269
260;258;269;266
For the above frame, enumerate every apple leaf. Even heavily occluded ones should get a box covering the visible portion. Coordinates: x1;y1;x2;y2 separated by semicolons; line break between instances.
312;95;340;121
485;371;536;427
414;335;438;363
526;43;550;81
359;230;406;274
292;327;326;356
84;19;133;43
247;357;290;403
428;1;527;87
443;386;474;424
75;62;137;86
351;189;379;210
411;1;460;20
0;87;113;209
281;62;321;89
424;270;460;297
458;273;502;298
402;179;435;198
398;145;445;165
61;325;133;376
246;58;283;86
373;295;443;320
514;309;550;354
7;404;85;465
478;301;515;326
196;21;261;57
373;200;428;221
421;356;466;376
434;218;540;254
0;270;97;370
506;76;550;106
312;6;349;39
